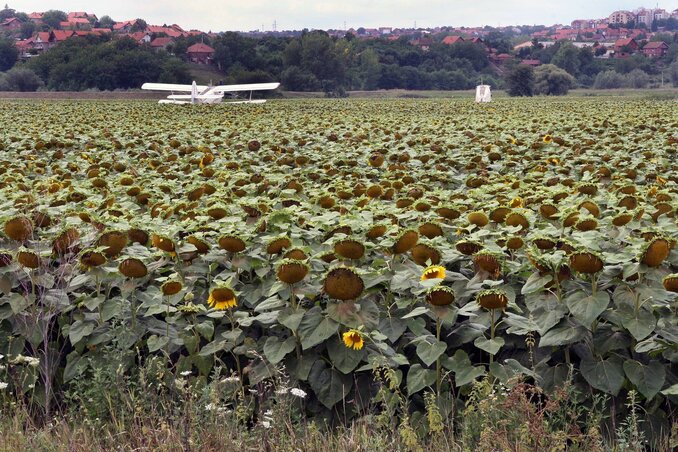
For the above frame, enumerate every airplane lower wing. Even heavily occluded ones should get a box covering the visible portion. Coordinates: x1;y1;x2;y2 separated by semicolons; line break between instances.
167;94;224;101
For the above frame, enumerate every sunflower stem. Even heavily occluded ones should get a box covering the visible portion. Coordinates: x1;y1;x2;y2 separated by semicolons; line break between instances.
591;274;598;297
489;309;496;366
436;317;443;397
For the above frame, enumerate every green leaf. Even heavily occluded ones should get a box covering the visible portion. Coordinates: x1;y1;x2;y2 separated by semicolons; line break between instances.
415;340;447;367
521;272;553;294
63;351;88;382
308;360;353;409
195;321;214;340
623;360;665;400
379;316;407;342
661;384;678;396
8;293;31;314
147;335;169;353
407;364;436;394
264;336;296;364
402;306;429;319
199;340;231;356
298;306;339;350
278;306;305;331
619;307;656;341
474;336;505;355
68;320;95;345
567;291;609;327
327;336;365;373
580;356;624;396
539;324;586;347
443;350;486;387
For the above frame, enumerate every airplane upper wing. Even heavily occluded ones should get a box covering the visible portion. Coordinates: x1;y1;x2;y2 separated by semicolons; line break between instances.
210;83;281;93
141;83;209;92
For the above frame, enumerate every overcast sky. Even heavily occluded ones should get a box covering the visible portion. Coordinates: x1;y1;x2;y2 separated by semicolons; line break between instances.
14;1;675;32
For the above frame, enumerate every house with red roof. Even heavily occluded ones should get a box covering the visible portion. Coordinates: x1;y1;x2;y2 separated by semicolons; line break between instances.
614;38;638;58
520;59;541;66
0;17;21;31
442;35;464;45
187;43;214;64
150;37;174;51
642;41;669;58
127;31;152;44
28;12;44;24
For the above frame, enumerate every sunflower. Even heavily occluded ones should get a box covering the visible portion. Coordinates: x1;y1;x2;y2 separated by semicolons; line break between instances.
510;197;524;208
342;329;364;350
152;234;176;254
426;285;455;306
392;229;419;254
207;286;237;310
640;237;670;268
569;252;604;274
266;236;292;255
119;258;148;278
161;280;183;296
324;267;364;300
276;259;309;284
421;265;446;281
334;239;365;260
476;289;509;310
663;274;678;293
4;215;33;242
97;230;128;258
218;235;247;253
80;249;106;268
411;243;442;266
17;249;40;269
543;134;553;144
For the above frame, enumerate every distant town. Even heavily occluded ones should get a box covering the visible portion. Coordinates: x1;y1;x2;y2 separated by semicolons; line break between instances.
0;4;677;94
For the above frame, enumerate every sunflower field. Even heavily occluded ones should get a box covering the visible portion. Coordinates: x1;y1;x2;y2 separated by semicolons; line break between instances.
0;98;677;445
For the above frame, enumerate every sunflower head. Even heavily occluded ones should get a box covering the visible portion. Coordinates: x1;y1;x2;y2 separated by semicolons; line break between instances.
324;267;364;301
4;215;33;242
411;243;442;266
118;258;148;278
52;227;80;256
276;259;310;284
640;237;671;268
218;235;247;253
17;249;41;269
569;251;604;274
266;236;292;255
208;286;237;310
161;280;183;296
366;224;388;240
97;230;128;258
505;211;530;231
542;134;553;144
473;250;503;277
151;234;176;253
342;329;364;350
80;248;106;268
663;274;678;293
456;239;483;256
426;285;455;306
334;238;366;260
467;211;489;227
392;229;419;254
421;265;446;281
476;289;509;310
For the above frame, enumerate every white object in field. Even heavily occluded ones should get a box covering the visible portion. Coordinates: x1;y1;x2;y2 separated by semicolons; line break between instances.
475;85;492;103
141;81;281;104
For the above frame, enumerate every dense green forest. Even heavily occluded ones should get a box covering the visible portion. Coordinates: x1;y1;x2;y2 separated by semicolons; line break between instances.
1;28;678;92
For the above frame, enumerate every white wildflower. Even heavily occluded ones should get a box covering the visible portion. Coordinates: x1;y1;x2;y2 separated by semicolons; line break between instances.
275;387;289;395
0;354;4;360
0;382;8;390
221;376;240;383
180;371;191;376
261;421;271;429
27;357;40;367
205;403;215;411
290;388;307;399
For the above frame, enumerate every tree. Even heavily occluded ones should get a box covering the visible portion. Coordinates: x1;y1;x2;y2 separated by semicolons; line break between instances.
670;61;678;87
505;64;534;96
130;19;147;33
593;70;626;89
533;64;575;95
0;5;14;21
98;15;115;29
0;38;18;71
1;67;43;91
19;21;36;39
551;43;581;76
625;69;649;88
42;10;67;29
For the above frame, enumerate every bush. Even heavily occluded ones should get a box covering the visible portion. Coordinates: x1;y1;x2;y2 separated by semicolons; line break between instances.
670;61;678;87
0;67;43;91
625;69;649;88
593;70;626;89
505;65;535;96
533;64;575;95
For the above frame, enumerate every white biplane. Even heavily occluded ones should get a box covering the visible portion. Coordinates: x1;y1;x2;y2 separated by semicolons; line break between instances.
141;80;280;105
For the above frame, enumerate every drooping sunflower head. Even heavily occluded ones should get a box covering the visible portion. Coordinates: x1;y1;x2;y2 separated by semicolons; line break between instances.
276;259;310;284
207;286;237;310
4;215;33;242
97;229;129;258
342;329;364;350
324;267;364;301
411;243;442;266
266;236;292;255
151;234;176;253
366;224;388;240
392;229;419;254
119;258;148;278
52;227;80;257
80;248;106;269
161;280;183;296
569;251;604;274
473;250;503;276
418;222;443;239
476;289;509;310
426;285;455;306
467;211;489;227
505;211;530;231
218;234;247;253
421;265;446;281
334;238;366;260
663;274;678;293
17;249;41;269
455;239;483;256
640;237;671;268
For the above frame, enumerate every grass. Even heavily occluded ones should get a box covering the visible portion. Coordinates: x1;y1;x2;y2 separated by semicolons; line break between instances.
187;63;228;85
